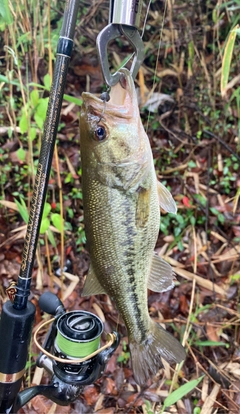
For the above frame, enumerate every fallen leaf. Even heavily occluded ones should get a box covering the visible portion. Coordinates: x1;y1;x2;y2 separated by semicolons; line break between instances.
206;324;220;342
95;408;115;414
83;385;100;406
126;392;144;407
102;377;118;395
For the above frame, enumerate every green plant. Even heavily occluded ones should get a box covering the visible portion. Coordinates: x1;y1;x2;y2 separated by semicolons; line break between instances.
14;197;62;248
143;400;154;414
117;340;130;364
160;376;204;413
194;340;229;348
221;24;240;144
230;272;240;283
75;226;86;251
209;207;225;225
219;155;238;194
160;209;198;252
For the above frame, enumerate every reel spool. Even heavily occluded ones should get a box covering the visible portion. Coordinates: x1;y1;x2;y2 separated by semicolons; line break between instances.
53;311;104;383
56;311;103;357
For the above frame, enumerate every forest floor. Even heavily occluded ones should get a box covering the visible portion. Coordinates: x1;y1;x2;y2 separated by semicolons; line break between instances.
0;1;240;413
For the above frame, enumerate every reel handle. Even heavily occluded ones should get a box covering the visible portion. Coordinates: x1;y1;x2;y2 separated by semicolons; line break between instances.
38;292;65;316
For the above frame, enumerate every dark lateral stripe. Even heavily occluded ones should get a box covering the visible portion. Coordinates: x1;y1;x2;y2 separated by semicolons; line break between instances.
123;201;147;342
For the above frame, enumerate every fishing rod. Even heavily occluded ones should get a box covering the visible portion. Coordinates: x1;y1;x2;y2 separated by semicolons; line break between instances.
0;0;144;412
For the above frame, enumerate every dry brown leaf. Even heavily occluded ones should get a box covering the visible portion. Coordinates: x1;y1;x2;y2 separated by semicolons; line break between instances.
31;395;52;414
83;385;100;406
92;302;106;323
160;162;189;175
32;367;43;386
95;408;115;414
200;383;221;414
36;267;43;291
232;226;240;237
47;403;57;414
201;376;209;402
126;392;143;407
64;151;79;181
94;393;104;412
164;257;185;268
206;324;220;342
61;272;79;301
157;68;179;78
173;267;227;296
225;362;240;379
0;200;19;211
102;377;117;395
212;245;240;260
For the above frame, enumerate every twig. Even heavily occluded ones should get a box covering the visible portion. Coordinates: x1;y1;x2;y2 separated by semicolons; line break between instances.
203;130;240;163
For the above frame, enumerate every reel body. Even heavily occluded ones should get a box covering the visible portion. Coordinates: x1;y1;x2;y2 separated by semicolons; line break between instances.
12;292;119;411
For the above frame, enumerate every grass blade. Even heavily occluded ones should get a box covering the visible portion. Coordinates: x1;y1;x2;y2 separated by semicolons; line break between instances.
0;0;13;25
221;24;239;96
162;375;204;410
14;198;29;224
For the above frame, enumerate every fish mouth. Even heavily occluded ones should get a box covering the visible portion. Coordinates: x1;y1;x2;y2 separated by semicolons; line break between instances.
82;69;137;119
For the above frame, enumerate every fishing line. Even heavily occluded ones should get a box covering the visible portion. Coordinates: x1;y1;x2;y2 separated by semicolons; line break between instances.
141;0;152;39
146;1;168;134
98;90;110;123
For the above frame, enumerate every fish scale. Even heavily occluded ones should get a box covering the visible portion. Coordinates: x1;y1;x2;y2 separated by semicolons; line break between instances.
80;68;186;385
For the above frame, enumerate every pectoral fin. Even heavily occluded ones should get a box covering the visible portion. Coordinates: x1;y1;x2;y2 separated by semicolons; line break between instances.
82;264;106;296
135;187;151;228
148;253;175;292
157;180;177;214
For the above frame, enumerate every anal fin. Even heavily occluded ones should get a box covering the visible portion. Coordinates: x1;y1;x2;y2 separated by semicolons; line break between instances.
82;264;106;296
148;253;175;292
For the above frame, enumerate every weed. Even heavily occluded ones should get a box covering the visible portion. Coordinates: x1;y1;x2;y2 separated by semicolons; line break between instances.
143;400;154;414
160;376;204;413
117;340;130;364
13;197;62;248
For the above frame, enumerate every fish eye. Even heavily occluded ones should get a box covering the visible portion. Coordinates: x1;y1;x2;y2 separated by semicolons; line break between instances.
94;125;107;141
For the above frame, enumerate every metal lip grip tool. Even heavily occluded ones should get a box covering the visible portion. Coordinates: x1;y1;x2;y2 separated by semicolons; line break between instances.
96;0;145;87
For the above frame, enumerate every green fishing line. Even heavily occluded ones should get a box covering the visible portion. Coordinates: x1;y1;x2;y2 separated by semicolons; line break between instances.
56;331;100;358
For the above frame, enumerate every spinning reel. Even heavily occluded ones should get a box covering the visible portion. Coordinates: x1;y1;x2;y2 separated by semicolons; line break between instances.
8;292;119;412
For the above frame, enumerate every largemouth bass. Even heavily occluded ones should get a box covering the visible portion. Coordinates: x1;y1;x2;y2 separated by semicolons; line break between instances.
79;69;185;385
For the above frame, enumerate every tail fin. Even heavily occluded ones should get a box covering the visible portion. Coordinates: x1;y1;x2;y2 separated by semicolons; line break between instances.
129;321;185;386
